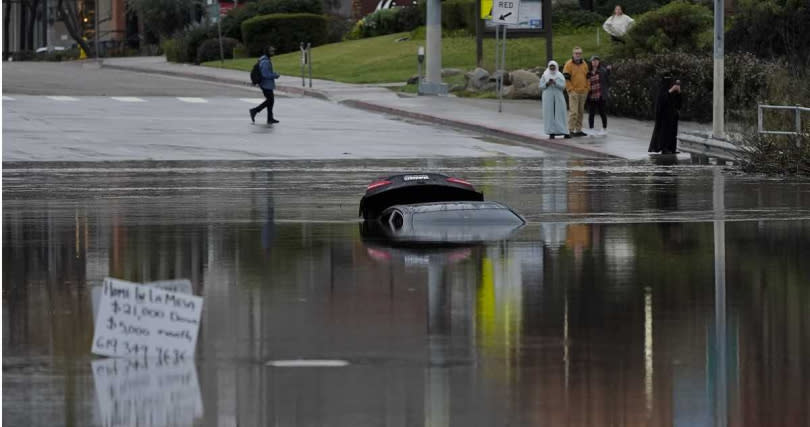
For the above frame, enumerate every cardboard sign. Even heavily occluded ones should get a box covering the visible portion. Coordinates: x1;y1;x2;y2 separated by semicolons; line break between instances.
92;279;193;321
91;278;203;360
92;358;203;427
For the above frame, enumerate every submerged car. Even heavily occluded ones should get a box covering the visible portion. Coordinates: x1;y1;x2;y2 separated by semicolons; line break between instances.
365;201;525;245
359;173;525;246
359;173;484;220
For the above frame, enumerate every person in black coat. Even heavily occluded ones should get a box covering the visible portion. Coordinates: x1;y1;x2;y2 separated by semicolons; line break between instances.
648;76;682;154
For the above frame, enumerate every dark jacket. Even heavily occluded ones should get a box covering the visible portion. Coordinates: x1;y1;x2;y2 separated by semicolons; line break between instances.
587;65;611;102
259;55;280;91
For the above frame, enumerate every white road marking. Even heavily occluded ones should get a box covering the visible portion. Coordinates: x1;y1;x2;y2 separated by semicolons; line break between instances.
177;97;208;103
111;96;146;102
47;96;79;101
266;359;350;368
2;96;16;101
240;98;264;104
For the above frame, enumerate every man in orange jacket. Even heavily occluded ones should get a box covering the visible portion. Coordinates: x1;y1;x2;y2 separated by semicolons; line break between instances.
563;47;590;137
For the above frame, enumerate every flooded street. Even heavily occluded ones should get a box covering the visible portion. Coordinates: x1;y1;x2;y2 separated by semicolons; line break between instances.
3;158;809;427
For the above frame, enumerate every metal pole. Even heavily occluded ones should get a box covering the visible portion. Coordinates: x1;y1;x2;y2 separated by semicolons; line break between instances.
495;24;501;112
217;10;225;64
425;0;442;89
307;43;312;88
95;0;100;62
500;25;507;113
544;0;552;63
300;42;305;87
475;0;483;68
712;0;724;138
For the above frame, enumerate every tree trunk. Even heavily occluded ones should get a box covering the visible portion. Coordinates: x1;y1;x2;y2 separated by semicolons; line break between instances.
4;1;11;58
57;0;91;55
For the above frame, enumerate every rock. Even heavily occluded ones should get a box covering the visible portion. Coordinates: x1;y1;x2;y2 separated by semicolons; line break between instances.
505;69;541;99
406;74;420;85
464;67;490;91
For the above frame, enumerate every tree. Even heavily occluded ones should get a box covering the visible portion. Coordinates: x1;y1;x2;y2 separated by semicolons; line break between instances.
56;0;91;55
124;0;204;39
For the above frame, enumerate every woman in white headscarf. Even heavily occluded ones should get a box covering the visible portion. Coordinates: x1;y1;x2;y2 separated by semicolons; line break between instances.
539;60;569;139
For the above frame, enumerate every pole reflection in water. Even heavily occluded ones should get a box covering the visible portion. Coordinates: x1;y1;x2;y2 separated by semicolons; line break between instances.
713;167;728;427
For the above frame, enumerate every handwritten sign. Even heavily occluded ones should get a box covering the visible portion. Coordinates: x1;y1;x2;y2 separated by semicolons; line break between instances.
92;279;193;321
92;357;203;427
91;278;203;360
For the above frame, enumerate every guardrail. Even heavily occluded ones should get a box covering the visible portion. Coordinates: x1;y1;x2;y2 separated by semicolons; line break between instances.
758;104;810;136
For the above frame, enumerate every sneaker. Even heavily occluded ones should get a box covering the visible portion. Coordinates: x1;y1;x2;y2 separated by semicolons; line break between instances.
601;129;607;135
249;109;257;123
563;134;572;139
573;131;587;137
268;118;280;124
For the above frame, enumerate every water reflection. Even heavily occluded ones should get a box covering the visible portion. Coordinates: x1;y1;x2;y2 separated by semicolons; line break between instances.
91;358;202;427
3;160;809;426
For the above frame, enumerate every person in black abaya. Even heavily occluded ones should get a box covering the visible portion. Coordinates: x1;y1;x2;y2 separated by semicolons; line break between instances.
648;76;682;154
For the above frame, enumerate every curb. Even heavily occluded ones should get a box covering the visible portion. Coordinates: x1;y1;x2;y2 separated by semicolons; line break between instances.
102;63;331;101
340;100;619;159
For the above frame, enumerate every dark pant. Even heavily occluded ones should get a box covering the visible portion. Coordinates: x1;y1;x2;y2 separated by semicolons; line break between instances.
253;88;275;121
588;98;607;129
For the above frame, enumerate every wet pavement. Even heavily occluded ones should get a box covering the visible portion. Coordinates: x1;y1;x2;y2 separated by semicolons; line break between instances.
3;158;809;426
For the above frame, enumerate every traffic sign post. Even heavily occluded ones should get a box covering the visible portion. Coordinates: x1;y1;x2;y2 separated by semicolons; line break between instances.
491;0;519;113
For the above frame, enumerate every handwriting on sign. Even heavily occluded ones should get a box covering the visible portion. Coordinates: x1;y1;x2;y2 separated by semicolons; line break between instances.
92;278;203;360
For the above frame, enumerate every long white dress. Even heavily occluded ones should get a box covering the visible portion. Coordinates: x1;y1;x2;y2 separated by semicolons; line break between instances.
539;73;569;136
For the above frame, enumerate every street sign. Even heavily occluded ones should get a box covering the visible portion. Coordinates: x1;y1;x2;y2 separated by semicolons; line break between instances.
492;0;520;25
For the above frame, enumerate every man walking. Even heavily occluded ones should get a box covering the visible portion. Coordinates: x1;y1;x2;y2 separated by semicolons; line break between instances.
563;47;590;137
250;46;281;124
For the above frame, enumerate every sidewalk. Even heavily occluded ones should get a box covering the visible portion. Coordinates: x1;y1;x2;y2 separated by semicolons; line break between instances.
102;56;710;160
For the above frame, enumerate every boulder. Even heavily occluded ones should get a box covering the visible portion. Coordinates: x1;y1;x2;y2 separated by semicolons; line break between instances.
407;74;419;85
505;69;541;99
464;67;490;91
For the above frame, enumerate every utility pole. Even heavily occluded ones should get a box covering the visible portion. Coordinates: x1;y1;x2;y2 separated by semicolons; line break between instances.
712;0;724;138
422;0;447;95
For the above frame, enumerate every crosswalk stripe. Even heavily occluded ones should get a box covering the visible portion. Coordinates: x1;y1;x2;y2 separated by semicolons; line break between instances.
111;96;146;102
240;98;264;104
47;96;79;101
2;96;16;101
177;97;207;103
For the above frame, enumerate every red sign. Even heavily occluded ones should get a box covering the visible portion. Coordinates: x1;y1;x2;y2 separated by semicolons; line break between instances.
219;2;235;16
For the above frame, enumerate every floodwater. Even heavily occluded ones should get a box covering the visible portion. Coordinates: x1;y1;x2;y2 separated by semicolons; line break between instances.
3;158;809;427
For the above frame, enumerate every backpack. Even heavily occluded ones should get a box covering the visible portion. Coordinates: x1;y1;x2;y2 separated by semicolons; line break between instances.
250;60;262;85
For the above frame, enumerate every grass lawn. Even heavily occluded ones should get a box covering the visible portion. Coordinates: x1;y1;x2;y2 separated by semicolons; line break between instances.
203;27;613;84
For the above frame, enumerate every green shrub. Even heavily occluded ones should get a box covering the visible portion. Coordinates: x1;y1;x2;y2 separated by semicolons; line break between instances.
440;0;477;33
326;14;354;43
727;0;810;67
241;13;328;56
350;6;424;39
180;22;219;64
221;0;324;41
612;1;712;58
554;4;604;31
607;52;778;123
196;37;242;63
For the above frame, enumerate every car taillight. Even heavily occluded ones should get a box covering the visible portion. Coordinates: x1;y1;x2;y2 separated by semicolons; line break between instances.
446;177;473;187
366;180;392;191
